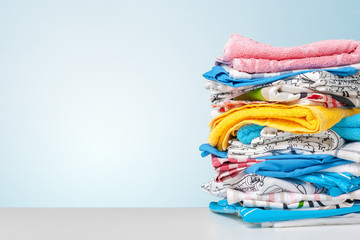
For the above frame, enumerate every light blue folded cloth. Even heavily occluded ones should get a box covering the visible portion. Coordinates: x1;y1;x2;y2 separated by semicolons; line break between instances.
294;172;360;197
203;66;359;88
209;199;360;223
199;144;227;158
331;113;360;141
244;155;351;178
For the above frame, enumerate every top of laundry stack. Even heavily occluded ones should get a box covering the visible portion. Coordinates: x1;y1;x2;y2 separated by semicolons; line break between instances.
217;34;360;73
202;34;360;151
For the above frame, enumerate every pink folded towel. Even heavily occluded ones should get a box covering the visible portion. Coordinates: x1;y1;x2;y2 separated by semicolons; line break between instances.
221;34;360;73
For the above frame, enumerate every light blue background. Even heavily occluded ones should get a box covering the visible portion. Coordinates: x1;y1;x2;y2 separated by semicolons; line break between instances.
0;0;360;207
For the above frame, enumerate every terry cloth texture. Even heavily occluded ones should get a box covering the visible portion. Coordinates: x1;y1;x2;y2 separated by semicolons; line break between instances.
332;113;360;141
236;124;265;144
236;113;360;144
208;104;360;151
219;34;360;73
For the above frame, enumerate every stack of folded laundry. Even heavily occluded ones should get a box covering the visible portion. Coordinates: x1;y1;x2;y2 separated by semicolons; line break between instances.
200;34;360;227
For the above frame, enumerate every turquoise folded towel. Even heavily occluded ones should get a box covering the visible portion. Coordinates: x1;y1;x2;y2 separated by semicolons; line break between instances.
236;124;265;144
236;124;264;144
331;113;360;141
236;113;360;143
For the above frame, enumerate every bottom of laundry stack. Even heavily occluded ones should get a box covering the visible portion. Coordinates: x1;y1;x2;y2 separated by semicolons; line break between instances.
200;120;360;227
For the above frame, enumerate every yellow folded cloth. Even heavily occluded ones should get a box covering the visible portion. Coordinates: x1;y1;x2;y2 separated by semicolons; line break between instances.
208;104;360;151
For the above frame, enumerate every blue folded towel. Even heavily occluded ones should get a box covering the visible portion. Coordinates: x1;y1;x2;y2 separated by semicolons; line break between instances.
236;124;264;144
331;113;360;141
203;66;359;88
236;124;265;144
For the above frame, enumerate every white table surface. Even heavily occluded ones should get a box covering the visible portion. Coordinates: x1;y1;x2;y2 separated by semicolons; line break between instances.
0;208;359;240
